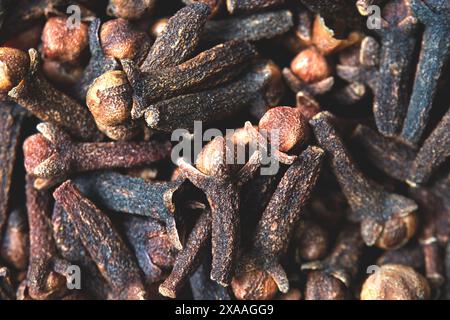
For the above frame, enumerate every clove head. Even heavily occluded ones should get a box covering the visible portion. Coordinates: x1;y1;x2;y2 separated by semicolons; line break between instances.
107;0;156;20
231;268;278;300
360;264;430;300
304;271;348;300
290;47;331;83
86;70;134;127
195;137;231;178
362;211;419;250
41;17;89;63
100;18;151;63
0;47;30;94
258;106;310;152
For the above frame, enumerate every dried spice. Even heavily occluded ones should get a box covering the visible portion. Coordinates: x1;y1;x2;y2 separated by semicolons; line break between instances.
373;0;418;137
400;0;450;146
159;208;211;298
202;10;294;43
53;180;146;300
1;48;100;141
377;242;425;270
408;107;450;186
310;112;418;249
293;219;329;262
0;266;15;300
360;264;430;300
302;226;364;300
226;0;285;14
73;171;186;250
23;123;171;189
107;0;156;20
190;262;232;300
233;146;324;298
0;103;25;241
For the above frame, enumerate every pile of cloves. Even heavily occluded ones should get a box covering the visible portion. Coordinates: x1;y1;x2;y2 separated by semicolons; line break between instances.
0;0;449;301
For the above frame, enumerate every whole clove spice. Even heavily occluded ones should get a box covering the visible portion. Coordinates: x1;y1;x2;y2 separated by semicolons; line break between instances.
73;171;187;250
408;107;450;186
1;208;29;271
107;0;157;20
189;261;232;301
23;122;171;189
373;0;418;137
0;48;100;141
233;146;324;298
400;0;450;146
310;112;418;249
226;0;285;14
293;219;329;263
53;180;147;300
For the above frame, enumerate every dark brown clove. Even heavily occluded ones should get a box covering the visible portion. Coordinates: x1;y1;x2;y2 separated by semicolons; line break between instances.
143;60;283;131
0;103;25;241
302;225;364;300
1;208;29;271
408;107;450;186
400;0;450;146
183;0;223;18
53;180;146;300
360;264;430;300
124;216;177;286
294;219;329;262
0;266;15;300
377;242;425;270
159;209;211;298
124;40;257;119
353;124;416;182
226;0;285;14
1;48;100;141
233;146;324;298
373;0;419;137
25;175;67;300
190;261;232;300
310;112;418;249
140;3;210;73
73;171;186;250
23;123;171;189
202;10;294;43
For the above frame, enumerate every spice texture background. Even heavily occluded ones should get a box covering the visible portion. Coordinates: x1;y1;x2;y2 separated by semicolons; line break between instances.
0;0;449;300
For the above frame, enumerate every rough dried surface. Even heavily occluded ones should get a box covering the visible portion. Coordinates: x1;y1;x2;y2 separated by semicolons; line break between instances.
190;262;232;300
140;3;210;72
53;181;146;300
203;10;293;42
400;0;450;146
0;103;25;241
226;0;285;14
159;210;211;298
361;264;430;300
1;208;29;270
409;108;450;185
74;171;186;250
310;112;418;249
304;271;348;300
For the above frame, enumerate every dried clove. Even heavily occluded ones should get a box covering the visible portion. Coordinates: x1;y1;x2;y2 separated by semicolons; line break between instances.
202;10;294;43
142;60;283;131
373;0;418;137
23;122;171;189
159;208;211;298
360;264;430;300
226;0;285;14
293;219;329;263
25;175;68;300
53;180;147;300
408;107;450;186
233;146;324;298
73;171;187;250
377;242;425;270
123;40;257;119
140;3;210;73
0;48;100;141
310;112;418;249
190;261;232;300
0;266;15;300
400;0;450;146
124;216;177;287
0;103;25;241
302;225;364;300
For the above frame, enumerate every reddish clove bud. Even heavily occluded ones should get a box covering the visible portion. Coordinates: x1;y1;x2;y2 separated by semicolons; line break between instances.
107;0;156;20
